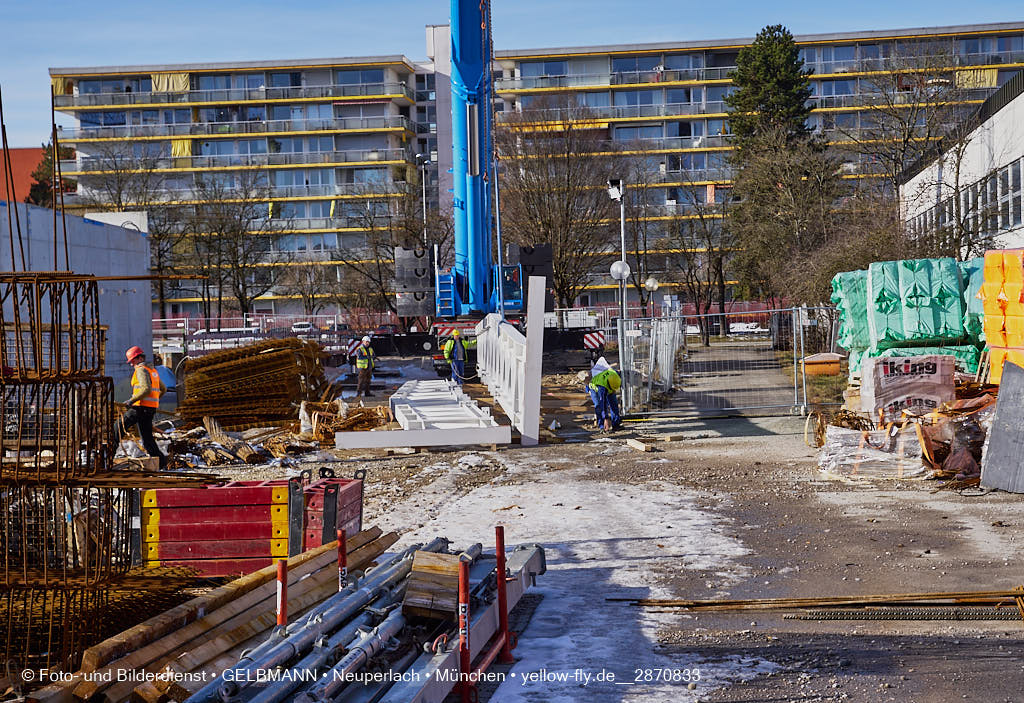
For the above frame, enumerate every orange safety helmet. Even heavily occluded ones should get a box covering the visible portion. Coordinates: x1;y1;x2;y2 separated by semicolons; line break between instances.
125;346;145;363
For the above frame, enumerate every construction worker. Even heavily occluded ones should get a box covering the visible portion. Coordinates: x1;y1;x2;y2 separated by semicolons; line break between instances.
585;357;622;431
443;329;468;385
355;336;375;397
118;346;167;468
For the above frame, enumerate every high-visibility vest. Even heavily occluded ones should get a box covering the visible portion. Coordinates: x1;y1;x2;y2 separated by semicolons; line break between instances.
444;338;467;362
356;345;375;369
590;368;621;394
132;365;162;408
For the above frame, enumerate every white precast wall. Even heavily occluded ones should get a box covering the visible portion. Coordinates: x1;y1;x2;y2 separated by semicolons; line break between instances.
0;201;151;387
475;276;545;445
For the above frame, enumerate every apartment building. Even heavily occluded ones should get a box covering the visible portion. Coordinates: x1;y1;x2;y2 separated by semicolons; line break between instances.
492;22;1024;305
50;55;440;316
50;22;1024;313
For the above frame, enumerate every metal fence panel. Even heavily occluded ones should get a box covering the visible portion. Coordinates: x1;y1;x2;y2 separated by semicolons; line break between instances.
619;307;842;416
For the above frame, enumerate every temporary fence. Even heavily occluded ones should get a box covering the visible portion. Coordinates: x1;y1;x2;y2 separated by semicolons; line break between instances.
618;307;842;416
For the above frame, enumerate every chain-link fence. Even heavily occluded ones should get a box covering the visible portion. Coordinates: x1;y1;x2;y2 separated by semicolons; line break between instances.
619;307;841;416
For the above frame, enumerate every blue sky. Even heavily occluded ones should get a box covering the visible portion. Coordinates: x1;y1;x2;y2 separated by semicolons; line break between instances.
0;0;1021;145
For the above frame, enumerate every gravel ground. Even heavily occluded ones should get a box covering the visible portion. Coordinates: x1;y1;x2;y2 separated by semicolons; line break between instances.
204;402;1024;701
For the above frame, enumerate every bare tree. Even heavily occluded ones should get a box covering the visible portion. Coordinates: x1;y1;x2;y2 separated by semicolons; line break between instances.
278;256;336;315
495;97;619;307
187;170;290;316
621;151;664;308
834;40;975;196
670;181;733;345
336;183;453;317
74;142;188;316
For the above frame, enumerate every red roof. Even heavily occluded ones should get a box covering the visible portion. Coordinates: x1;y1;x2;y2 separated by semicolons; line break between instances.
1;148;46;203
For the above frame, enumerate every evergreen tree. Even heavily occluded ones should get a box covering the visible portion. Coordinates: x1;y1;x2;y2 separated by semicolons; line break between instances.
24;141;75;208
725;25;813;150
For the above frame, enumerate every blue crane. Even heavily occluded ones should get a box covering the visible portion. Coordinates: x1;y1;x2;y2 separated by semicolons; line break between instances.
436;0;522;317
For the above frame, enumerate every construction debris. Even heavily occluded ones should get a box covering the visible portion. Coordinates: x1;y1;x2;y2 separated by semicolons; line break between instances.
177;338;332;428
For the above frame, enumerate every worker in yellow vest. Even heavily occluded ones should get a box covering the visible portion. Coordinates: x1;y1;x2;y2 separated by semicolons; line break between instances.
355;336;376;397
443;329;468;385
118;346;167;467
580;356;622;431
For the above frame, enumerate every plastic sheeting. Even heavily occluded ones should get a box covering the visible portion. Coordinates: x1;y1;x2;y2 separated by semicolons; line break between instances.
818;424;926;479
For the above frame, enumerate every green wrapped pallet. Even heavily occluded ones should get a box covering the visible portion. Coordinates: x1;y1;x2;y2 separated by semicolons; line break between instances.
866;260;905;349
958;257;985;345
830;270;871;351
897;257;964;345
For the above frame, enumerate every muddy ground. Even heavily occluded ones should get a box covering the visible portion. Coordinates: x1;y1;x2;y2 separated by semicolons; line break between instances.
321;412;1024;703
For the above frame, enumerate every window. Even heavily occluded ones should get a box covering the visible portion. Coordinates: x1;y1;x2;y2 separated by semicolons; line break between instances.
997;36;1024;53
132;142;166;158
574;91;610;108
706;86;732;102
665;88;692;104
307;136;334;152
666;121;701;138
306;168;334;186
824;45;856;63
235;73;265;90
162;109;191;124
130;110;160;125
273;170;300;187
197;140;235;156
520;61;567;78
309;201;333;218
244;106;266;121
197;75;230;91
336;69;385;84
199;107;234;123
664;53;703;70
352;167;387;184
270;72;302;88
81;111;126;128
706;119;730;136
612;125;661;141
269;137;303;153
238;139;267;155
613;90;659;107
819;79;856;96
612;56;660;74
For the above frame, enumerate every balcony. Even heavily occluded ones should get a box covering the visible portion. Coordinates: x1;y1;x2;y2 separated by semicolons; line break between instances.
54;82;415;109
64;148;409;173
503;101;728;123
495;67;736;92
59;115;412;141
593;134;732;153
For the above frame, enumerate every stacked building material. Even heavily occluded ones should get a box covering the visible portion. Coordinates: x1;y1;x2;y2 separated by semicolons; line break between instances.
831;257;985;378
177;338;332;427
979;249;1024;383
141;477;363;577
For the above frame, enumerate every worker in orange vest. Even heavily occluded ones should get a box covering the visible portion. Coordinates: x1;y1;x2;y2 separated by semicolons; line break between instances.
118;346;167;468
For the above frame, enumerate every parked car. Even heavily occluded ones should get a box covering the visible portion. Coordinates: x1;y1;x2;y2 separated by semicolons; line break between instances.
290;321;316;339
373;324;400;336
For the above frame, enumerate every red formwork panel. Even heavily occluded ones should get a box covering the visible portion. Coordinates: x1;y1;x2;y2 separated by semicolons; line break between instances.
144;521;288;543
141;477;363;577
141;480;290;508
143;557;277;578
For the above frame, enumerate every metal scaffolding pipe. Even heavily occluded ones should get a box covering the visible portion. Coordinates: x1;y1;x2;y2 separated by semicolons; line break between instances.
295;609;408;703
186;539;447;703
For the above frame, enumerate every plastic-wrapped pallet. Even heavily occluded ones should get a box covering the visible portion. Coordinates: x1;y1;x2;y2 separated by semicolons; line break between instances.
866;260;905;349
959;257;985;344
897;258;964;344
978;249;1024;384
818;424;926;480
830;270;871;352
860;354;956;422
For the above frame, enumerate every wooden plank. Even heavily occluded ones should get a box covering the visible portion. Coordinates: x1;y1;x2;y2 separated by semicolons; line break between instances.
625;438;653;452
90;532;396;702
336;425;511;449
78;527;380;672
402;551;460;620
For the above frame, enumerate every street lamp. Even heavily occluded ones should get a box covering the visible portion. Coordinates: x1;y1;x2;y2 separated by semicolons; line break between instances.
607;179;627;321
415;153;431;245
644;276;659;316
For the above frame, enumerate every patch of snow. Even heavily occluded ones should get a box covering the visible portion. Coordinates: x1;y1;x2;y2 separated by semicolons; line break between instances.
457;453;487;467
392;458;774;701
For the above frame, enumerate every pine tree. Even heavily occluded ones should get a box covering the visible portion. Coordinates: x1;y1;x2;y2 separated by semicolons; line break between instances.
725;25;813;150
24;141;75;208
